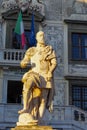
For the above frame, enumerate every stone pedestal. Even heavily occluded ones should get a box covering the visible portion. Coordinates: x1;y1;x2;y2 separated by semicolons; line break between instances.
11;126;53;130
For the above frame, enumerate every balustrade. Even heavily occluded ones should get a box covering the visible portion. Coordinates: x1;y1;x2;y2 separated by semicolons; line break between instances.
0;49;25;66
0;104;87;129
3;49;25;61
49;105;87;122
72;106;86;121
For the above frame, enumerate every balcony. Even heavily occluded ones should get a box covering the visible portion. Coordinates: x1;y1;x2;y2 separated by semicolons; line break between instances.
0;49;25;67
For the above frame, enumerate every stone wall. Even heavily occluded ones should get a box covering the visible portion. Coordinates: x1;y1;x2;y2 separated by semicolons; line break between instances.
44;0;87;19
43;23;67;106
43;0;87;107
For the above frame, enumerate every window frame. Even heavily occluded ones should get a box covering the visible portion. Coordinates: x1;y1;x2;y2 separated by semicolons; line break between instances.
6;20;38;49
7;80;23;104
72;33;87;60
2;9;44;49
69;80;87;111
68;23;87;64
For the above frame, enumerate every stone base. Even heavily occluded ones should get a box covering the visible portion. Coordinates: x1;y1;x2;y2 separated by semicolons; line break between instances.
11;125;53;130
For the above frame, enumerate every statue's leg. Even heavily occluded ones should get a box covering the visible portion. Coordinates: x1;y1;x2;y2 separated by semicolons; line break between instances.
28;87;41;119
18;79;34;114
38;89;49;119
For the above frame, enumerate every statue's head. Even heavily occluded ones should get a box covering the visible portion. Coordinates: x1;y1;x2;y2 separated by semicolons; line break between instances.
36;31;45;45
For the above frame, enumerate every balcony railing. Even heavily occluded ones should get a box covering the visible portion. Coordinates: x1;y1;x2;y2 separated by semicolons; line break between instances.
0;49;25;66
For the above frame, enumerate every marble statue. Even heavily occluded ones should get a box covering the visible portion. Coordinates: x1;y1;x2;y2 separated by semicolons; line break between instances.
17;31;57;126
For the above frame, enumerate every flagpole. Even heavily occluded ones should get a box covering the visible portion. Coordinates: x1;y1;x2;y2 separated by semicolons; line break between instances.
29;9;36;47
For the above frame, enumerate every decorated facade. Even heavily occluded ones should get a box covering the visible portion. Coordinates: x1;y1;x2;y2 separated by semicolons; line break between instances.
0;0;87;130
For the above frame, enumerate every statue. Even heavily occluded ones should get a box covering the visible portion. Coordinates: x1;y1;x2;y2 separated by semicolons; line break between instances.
17;31;57;126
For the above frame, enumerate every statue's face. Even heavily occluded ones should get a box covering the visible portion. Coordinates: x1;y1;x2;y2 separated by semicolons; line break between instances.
36;32;45;45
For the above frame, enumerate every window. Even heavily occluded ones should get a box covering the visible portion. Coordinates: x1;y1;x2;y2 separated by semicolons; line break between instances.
4;12;39;49
72;33;87;60
2;9;44;49
70;81;87;111
12;29;34;49
67;23;87;63
7;80;23;103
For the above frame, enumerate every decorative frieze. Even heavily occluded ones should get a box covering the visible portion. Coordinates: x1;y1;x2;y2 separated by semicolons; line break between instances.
69;64;87;76
63;0;87;17
44;25;64;78
54;64;64;78
1;0;45;16
44;25;64;63
44;0;62;20
72;0;87;14
53;81;66;106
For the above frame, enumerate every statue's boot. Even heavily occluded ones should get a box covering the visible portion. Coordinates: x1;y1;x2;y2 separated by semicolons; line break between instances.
18;78;36;114
18;84;33;114
18;91;29;114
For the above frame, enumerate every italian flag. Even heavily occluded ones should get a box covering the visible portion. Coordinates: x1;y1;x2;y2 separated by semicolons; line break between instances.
14;11;26;49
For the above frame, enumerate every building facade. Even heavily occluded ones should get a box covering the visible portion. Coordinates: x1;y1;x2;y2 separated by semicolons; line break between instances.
0;0;87;130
